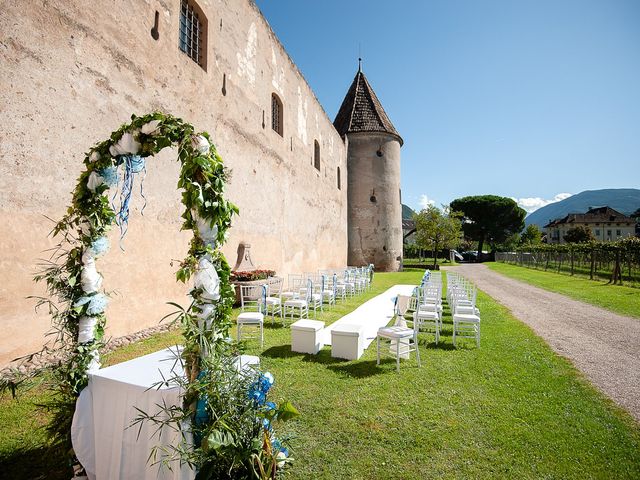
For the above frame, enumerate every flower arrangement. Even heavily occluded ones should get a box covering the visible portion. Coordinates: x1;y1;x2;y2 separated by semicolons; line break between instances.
18;112;298;478
231;270;277;282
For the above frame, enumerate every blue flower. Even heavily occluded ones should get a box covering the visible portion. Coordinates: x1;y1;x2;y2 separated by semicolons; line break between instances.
90;237;110;257
87;293;108;315
128;155;145;174
97;166;118;186
265;401;276;411
262;418;272;431
248;389;266;406
260;372;274;392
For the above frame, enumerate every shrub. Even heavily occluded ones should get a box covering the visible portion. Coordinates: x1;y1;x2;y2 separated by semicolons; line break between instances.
231;270;276;282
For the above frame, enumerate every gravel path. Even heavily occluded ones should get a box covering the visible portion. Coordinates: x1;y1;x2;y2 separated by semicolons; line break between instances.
448;264;640;422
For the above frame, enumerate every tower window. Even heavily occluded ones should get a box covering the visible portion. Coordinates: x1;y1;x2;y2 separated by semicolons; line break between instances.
314;140;320;171
271;93;283;136
179;0;207;69
337;166;341;190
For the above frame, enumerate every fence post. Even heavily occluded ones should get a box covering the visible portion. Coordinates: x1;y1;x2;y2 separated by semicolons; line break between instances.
570;247;574;276
590;247;595;280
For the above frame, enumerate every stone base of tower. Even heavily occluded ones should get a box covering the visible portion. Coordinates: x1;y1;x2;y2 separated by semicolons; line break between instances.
347;235;403;272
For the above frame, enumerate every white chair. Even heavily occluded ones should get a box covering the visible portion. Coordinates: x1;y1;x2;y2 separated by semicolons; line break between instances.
265;277;284;325
284;279;310;321
237;284;266;347
453;313;481;348
376;294;421;372
281;274;301;301
321;274;336;308
309;279;323;317
413;297;440;345
334;272;348;301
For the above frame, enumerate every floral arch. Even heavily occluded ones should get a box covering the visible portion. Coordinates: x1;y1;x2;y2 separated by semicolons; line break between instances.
34;113;294;477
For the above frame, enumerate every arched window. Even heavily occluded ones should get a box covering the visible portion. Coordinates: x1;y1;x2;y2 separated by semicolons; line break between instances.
179;0;207;70
271;93;283;136
314;140;320;171
337;166;341;190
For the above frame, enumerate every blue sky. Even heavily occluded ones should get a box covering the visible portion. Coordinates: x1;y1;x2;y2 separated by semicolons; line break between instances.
255;0;640;213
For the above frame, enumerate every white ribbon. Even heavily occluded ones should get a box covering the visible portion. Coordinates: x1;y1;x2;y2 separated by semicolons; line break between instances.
78;316;97;344
81;256;103;293
194;255;220;301
194;213;218;245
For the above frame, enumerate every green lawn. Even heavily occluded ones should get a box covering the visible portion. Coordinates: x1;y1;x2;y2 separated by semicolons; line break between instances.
2;270;639;479
488;262;640;319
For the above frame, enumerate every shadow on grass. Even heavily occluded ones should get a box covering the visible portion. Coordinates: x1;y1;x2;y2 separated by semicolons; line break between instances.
261;345;299;359
327;359;388;378
0;446;70;480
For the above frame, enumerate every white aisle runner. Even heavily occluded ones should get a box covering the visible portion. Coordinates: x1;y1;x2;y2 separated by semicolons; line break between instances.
321;284;416;347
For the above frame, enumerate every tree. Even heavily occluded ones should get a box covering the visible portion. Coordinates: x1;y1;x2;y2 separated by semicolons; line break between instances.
520;224;542;247
450;195;526;261
563;225;595;243
414;205;462;268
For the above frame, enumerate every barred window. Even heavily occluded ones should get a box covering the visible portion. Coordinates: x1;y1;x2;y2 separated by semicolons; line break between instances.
179;0;206;69
272;93;283;136
314;140;320;171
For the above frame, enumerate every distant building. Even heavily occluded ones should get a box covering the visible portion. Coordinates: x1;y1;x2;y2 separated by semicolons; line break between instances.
544;206;635;243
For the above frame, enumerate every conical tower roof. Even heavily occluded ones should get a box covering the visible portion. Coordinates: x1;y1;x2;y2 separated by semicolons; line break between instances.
333;67;403;145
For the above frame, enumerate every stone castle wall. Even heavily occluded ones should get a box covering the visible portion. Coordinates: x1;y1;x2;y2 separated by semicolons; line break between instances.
0;0;347;366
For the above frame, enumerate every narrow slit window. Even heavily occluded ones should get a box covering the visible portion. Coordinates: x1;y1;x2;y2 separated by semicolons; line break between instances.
314;140;320;171
271;93;283;136
337;166;341;190
179;0;207;69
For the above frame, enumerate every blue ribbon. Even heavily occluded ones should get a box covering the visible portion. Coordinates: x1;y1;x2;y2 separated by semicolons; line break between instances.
111;155;147;250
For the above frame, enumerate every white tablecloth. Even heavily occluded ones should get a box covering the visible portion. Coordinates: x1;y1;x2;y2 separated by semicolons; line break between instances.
71;347;195;480
321;284;417;347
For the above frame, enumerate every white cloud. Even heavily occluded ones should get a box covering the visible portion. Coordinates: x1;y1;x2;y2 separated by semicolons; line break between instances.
419;194;436;209
513;193;573;213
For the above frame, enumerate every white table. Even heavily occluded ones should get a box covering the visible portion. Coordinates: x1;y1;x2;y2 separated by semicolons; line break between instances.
71;346;194;480
321;284;417;348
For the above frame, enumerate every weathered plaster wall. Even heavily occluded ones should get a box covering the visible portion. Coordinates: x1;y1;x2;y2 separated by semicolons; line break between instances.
346;133;403;271
0;0;347;366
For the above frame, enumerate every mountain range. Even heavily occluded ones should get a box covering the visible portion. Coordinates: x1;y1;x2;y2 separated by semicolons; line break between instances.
525;188;640;228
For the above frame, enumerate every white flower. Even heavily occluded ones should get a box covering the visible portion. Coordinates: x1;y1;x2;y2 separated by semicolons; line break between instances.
87;171;103;192
89;151;101;163
109;132;140;156
191;135;210;154
140;119;161;136
276;451;287;468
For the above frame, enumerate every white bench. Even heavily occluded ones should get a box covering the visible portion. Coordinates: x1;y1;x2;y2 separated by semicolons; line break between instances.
291;319;325;354
331;323;365;360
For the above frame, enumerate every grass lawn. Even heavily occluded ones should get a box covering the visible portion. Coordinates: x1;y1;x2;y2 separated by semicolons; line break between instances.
488;262;640;319
2;270;639;479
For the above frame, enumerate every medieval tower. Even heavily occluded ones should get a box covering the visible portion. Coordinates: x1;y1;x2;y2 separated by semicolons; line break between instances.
334;64;404;272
